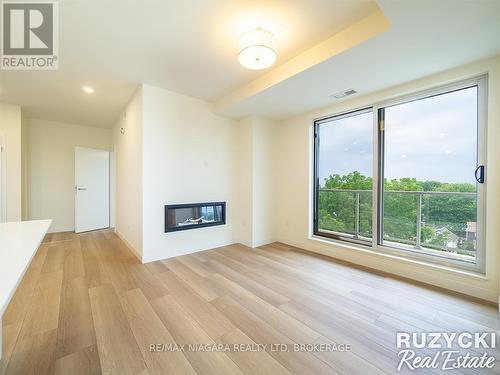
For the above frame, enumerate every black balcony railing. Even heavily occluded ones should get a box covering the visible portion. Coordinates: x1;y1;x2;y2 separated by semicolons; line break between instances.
318;189;477;255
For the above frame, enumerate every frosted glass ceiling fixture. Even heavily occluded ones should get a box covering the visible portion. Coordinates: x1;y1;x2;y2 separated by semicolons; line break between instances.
82;86;95;94
238;28;277;70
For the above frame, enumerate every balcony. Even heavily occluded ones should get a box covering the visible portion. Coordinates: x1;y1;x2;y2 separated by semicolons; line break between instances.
317;189;477;261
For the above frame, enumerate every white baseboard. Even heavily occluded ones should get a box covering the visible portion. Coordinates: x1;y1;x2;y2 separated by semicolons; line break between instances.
252;238;276;248
114;229;142;262
47;225;74;233
237;240;253;248
237;238;275;248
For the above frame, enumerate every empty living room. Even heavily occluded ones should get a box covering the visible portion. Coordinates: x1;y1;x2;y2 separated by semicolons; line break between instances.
1;0;500;374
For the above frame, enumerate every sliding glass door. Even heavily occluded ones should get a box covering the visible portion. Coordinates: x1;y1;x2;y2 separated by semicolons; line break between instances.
314;76;486;271
379;83;485;264
314;108;373;244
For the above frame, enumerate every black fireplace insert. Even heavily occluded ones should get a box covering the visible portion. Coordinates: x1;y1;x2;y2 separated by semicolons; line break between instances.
164;202;226;232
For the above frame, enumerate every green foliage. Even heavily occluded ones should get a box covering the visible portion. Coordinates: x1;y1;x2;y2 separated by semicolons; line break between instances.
324;171;373;190
320;172;372;236
318;172;477;254
385;177;422;192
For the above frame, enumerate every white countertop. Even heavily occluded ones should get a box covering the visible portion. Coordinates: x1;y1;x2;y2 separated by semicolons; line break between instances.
0;220;51;316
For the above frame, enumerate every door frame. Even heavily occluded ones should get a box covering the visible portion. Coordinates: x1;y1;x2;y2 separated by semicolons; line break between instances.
373;75;487;273
74;146;111;233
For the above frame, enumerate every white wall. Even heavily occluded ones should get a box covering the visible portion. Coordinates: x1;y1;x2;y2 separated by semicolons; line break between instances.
21;114;29;220
109;151;116;228
237;116;277;247
237;118;253;247
109;57;500;303
141;85;238;262
274;55;500;302
0;103;22;222
112;87;143;258
27;119;111;232
252;117;278;247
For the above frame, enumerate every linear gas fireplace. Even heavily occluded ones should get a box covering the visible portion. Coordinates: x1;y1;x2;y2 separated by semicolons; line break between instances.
164;202;226;232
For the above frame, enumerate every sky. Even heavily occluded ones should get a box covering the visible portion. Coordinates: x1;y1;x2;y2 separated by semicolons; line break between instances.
318;86;478;185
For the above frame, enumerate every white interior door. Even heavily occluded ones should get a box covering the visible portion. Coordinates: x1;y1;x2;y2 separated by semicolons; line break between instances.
75;147;110;233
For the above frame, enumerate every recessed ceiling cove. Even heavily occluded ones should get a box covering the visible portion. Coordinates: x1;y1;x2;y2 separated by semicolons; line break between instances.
0;0;380;127
0;0;499;126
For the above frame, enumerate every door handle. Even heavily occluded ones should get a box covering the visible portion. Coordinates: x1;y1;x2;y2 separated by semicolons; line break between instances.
475;165;485;183
76;187;87;191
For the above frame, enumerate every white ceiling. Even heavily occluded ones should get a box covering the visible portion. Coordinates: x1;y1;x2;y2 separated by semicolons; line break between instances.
0;0;499;127
218;0;500;118
0;0;377;127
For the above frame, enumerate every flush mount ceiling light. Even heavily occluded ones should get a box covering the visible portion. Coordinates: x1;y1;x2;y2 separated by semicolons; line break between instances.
238;28;277;70
82;86;95;94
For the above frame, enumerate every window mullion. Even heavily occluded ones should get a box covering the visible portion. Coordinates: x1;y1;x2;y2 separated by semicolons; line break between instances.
372;107;380;248
376;108;385;247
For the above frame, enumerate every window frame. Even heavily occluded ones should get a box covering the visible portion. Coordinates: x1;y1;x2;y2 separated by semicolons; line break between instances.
313;107;374;247
313;75;488;273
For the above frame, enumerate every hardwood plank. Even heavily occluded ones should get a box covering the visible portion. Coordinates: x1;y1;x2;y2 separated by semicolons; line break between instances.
0;246;50;373
129;263;169;302
80;234;110;288
278;300;411;374
144;261;168;275
4;231;500;375
104;232;138;261
211;295;338;375
207;250;355;314
91;232;121;260
120;288;196;375
176;255;214;277
151;295;244;375
155;271;235;339
190;250;213;263
28;243;50;271
251;251;353;296
209;273;320;344
2;264;42;325
253;246;304;268
216;328;292;375
89;284;147;375
163;259;219;301
56;276;96;359
213;252;375;323
216;245;267;269
347;289;440;330
5;329;57;375
18;270;63;340
101;254;138;294
311;335;386;375
434;309;500;335
54;345;102;375
205;257;290;306
62;242;85;280
41;245;66;274
0;320;23;375
59;232;77;242
42;233;55;244
101;231;116;241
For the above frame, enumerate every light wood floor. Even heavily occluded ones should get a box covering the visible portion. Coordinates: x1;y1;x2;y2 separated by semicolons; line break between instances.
1;230;499;375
